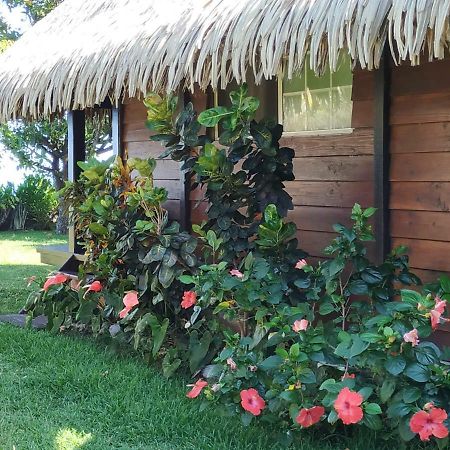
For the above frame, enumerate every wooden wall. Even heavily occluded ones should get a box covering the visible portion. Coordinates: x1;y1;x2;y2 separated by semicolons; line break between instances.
282;69;375;259
389;58;450;282
122;97;186;223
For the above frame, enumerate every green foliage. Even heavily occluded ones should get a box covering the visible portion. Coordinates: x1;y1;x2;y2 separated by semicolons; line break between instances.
0;183;16;228
148;84;298;262
15;175;57;230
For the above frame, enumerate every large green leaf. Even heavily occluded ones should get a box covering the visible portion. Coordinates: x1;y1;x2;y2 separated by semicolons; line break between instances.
189;331;213;373
198;107;232;127
385;355;406;375
148;315;170;357
404;363;430;383
158;264;175;288
88;223;108;236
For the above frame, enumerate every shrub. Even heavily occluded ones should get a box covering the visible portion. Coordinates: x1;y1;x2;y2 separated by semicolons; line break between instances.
26;87;450;448
15;175;57;230
0;182;16;229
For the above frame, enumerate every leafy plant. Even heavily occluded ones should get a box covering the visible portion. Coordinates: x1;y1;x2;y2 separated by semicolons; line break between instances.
15;175;57;230
147;84;297;262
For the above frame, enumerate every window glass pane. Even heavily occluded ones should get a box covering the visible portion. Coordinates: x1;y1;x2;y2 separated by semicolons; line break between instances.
333;55;353;87
305;89;332;131
305;65;330;90
331;85;352;129
281;54;353;133
283;92;307;132
283;69;305;93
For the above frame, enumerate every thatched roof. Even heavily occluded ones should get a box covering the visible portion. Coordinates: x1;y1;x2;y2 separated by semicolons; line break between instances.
0;0;449;121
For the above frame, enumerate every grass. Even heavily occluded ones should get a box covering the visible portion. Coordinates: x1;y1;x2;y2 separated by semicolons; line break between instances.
0;230;67;314
0;231;433;449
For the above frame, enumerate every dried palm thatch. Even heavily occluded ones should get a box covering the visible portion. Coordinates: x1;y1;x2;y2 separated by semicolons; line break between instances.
0;0;449;121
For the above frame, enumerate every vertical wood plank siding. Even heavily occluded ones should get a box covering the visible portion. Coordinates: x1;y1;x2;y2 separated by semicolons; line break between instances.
389;58;450;281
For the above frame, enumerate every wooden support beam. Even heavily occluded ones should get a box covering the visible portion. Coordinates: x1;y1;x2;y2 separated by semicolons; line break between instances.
373;48;391;263
112;106;122;157
67;110;86;254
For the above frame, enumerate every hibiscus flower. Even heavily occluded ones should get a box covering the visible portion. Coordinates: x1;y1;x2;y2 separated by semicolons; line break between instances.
240;388;266;416
226;358;237;371
43;273;68;292
292;319;309;332
334;387;364;425
410;406;449;441
181;291;197;309
295;259;307;270
119;291;139;319
229;269;244;279
296;406;325;428
431;297;447;330
186;379;208;399
403;328;419;346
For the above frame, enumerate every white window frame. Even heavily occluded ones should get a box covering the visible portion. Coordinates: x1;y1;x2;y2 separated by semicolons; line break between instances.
277;67;354;137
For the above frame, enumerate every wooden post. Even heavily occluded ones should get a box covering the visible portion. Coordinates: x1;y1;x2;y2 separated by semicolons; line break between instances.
112;106;122;157
67;110;86;254
373;48;391;263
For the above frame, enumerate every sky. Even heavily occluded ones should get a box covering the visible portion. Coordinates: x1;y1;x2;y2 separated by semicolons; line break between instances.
0;3;31;186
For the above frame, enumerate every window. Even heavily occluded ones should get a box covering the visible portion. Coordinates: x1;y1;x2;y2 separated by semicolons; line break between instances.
280;55;353;133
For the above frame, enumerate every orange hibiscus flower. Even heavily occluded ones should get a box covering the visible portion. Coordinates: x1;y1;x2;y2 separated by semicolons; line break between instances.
296;406;325;428
240;388;266;416
181;291;197;309
410;407;449;441
334;387;364;425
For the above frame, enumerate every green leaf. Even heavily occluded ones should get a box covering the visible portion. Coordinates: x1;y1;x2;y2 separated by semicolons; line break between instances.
162;356;181;378
259;355;283;372
380;379;396;403
179;275;194;284
385;355;406;376
76;301;96;324
402;387;421;403
364;403;382;415
362;414;382;430
319;301;336;316
158;264;175;288
198;107;232;127
387;402;411;419
404;363;430;383
357;387;373;401
189;331;212;373
349;335;370;358
88;223;108;236
148;315;169;357
401;289;423;306
398;418;416;442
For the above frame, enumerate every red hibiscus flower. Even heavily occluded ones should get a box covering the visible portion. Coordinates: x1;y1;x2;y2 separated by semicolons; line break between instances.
296;406;325;428
186;379;208;399
334;387;364;425
181;291;197;309
240;388;266;416
119;291;139;318
431;297;447;330
410;406;449;441
43;273;68;291
86;280;102;294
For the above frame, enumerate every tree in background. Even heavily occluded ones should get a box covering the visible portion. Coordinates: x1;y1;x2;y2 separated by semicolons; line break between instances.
0;0;112;233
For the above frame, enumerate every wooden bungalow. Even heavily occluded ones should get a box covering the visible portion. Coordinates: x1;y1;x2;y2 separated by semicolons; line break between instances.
0;2;449;289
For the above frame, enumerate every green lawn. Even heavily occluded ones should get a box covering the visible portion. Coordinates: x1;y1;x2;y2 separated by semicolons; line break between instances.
0;232;431;449
0;230;67;314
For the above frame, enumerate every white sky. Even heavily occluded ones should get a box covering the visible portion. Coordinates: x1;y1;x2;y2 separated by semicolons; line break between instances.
0;4;31;186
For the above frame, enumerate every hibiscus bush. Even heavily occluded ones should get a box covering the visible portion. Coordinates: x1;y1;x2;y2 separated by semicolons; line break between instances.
25;86;450;448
